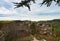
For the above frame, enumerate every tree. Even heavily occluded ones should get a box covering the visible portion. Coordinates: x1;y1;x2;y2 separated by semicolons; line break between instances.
13;0;60;11
30;22;36;35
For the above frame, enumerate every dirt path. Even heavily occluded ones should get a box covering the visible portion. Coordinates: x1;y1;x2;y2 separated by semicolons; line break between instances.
33;37;39;41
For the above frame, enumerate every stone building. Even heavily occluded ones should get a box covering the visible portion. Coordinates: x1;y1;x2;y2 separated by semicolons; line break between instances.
37;23;52;35
36;23;53;41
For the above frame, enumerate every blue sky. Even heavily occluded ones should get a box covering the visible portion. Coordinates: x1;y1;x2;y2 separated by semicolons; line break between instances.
0;0;60;21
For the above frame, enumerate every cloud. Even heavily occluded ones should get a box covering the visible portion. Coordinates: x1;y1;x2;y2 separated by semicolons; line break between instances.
0;7;17;14
0;17;19;20
0;0;60;21
0;15;59;21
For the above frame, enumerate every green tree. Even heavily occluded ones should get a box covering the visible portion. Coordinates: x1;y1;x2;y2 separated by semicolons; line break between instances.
30;22;36;35
0;23;3;30
13;0;60;11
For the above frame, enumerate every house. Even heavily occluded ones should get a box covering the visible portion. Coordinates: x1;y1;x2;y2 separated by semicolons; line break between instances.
37;23;52;35
15;30;33;41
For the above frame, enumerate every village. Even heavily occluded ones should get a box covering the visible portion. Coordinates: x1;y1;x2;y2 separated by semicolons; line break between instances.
0;20;57;41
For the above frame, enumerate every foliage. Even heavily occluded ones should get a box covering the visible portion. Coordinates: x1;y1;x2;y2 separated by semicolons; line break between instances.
30;22;36;35
0;23;3;30
41;0;60;7
13;0;60;11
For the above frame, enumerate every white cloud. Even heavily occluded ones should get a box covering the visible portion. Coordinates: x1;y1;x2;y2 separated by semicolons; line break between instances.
0;0;60;21
0;7;10;14
1;15;59;21
0;17;19;20
0;7;17;14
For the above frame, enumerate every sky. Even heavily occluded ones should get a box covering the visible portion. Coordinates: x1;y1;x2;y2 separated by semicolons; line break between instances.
0;0;60;21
